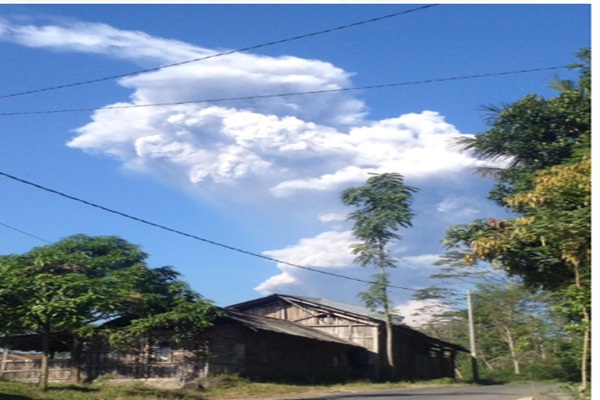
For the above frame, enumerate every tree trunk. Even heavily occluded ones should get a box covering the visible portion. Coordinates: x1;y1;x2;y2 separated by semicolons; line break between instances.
379;246;396;381
502;326;520;375
480;354;495;371
574;263;590;392
40;329;50;391
70;336;83;384
1;343;9;378
579;308;590;392
384;316;395;379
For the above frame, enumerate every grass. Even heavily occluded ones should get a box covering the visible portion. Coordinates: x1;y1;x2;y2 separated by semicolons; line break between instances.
0;379;205;400
0;377;468;400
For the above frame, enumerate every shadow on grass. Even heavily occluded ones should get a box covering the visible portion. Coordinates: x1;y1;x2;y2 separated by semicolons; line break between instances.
0;394;33;400
124;386;206;400
473;378;509;385
47;384;100;393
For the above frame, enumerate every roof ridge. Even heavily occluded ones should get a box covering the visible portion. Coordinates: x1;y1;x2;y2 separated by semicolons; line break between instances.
279;294;405;325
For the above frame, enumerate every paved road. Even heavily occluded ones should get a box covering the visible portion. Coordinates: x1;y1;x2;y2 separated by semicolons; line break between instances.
296;384;559;400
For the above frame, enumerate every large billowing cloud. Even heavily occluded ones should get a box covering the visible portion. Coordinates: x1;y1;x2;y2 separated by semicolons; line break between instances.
256;230;356;293
2;17;504;309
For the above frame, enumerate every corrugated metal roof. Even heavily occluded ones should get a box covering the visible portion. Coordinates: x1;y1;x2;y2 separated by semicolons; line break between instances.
222;309;361;347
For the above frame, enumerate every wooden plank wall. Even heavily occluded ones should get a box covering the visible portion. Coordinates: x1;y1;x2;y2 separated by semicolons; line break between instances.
0;350;206;383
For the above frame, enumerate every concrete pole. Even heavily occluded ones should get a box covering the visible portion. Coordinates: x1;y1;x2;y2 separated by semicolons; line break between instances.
467;290;479;382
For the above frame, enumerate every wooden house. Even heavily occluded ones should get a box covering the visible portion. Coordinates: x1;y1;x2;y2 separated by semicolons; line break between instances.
1;308;369;385
205;309;368;382
1;294;466;385
228;294;467;380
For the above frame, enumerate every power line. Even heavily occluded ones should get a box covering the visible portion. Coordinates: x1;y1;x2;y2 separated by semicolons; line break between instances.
0;65;569;116
0;170;417;292
0;221;52;244
0;5;439;101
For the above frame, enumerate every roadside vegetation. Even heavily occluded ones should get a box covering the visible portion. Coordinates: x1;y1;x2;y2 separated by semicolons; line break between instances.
0;376;589;400
0;376;467;400
414;48;590;392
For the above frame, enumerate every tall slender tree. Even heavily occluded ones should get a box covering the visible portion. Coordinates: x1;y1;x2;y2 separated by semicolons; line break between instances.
341;172;417;379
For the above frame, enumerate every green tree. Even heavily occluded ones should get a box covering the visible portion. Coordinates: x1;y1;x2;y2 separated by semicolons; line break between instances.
440;48;591;390
455;49;590;208
107;265;219;355
0;235;217;389
341;172;417;379
0;235;148;389
475;157;591;389
415;269;577;382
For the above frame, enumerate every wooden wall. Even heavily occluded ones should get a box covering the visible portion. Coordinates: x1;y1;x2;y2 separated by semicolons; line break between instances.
238;298;458;381
206;321;369;382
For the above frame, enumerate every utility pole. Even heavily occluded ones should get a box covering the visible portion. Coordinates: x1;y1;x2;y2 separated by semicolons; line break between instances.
467;289;479;383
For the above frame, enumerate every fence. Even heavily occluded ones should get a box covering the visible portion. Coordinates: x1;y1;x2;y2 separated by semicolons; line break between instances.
0;358;206;383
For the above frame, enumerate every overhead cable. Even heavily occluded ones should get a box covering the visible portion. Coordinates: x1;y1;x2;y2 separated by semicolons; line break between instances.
0;4;439;100
0;65;569;116
0;170;417;292
0;221;52;244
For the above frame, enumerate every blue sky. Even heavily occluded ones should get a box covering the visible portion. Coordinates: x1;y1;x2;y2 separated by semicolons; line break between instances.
0;3;591;324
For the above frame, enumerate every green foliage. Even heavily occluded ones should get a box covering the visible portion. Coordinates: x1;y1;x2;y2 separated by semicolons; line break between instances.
341;172;417;378
108;267;220;350
356;272;390;311
456;49;590;208
341;172;417;310
342;173;417;243
0;234;218;389
437;48;591;390
0;235;147;338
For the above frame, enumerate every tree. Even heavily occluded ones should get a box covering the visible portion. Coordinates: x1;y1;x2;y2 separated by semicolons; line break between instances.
341;172;417;379
472;157;591;389
107;265;219;354
0;235;149;389
414;263;579;382
0;235;218;389
440;48;591;390
454;49;590;208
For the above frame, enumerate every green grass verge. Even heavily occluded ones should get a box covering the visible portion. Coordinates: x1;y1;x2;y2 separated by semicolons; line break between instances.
0;377;467;400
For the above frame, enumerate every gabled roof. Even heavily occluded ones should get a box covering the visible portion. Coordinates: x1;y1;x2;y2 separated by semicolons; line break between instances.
228;294;468;352
283;294;406;325
228;293;405;325
220;309;362;348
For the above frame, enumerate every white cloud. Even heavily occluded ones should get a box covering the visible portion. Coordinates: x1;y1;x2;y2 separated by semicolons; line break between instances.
0;18;205;64
393;299;452;327
263;230;356;269
436;196;484;221
399;254;441;270
3;18;509;304
270;112;493;197
10;19;496;202
255;230;356;294
318;213;347;224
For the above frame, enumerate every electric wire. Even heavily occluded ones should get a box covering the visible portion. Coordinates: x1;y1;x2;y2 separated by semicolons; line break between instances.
2;209;538;324
0;177;558;320
0;170;417;292
0;65;569;116
0;221;52;244
0;4;439;100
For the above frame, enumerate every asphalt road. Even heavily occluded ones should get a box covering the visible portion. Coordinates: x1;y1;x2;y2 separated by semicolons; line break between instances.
296;383;559;400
